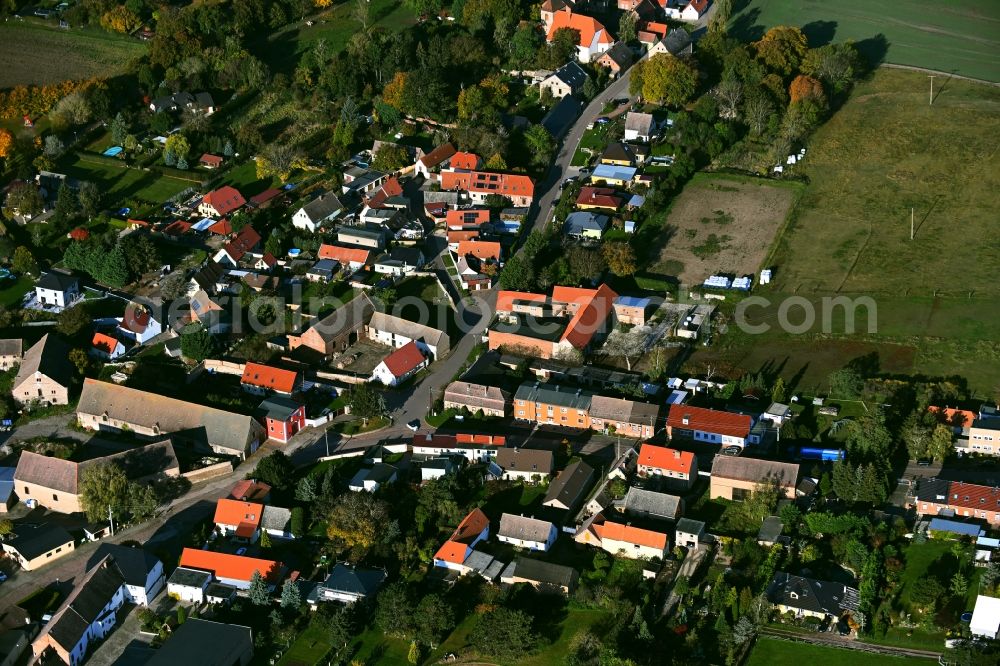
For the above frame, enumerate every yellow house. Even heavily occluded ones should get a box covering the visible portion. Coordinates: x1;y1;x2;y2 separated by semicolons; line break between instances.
1;524;75;571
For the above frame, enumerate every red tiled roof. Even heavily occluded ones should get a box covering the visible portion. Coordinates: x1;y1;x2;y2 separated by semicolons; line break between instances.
178;547;280;583
414;433;506;449
230;479;271;501
213;498;263;529
576;186;623;209
420;143;456;168
946;482;1000;511
447;229;481;244
381;341;426;378
207;218;232;235
928;406;977;429
221;226;261;262
69;227;90;241
434;508;491;564
639;444;694;474
446;209;491;228
457;240;501;261
241;362;299;393
666;404;752;438
258;252;277;268
496;290;548;313
425;202;448;217
547;11;614;46
202;186;246;216
594;519;667;549
642;21;668;37
368;176;404;207
163;220;191;236
456;433;506;445
250;188;283;205
318;244;371;266
439;170;534;200
199;153;223;166
686;0;708;13
449;152;481;170
92;332;120;354
559;283;618;350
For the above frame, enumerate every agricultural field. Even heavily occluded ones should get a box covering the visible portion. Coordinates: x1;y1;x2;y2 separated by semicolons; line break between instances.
58;154;200;203
0;21;146;88
686;69;1000;395
649;174;798;286
730;0;1000;82
747;637;935;665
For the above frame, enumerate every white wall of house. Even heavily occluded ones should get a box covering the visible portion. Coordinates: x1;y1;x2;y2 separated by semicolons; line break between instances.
35;285;77;308
498;528;556;552
600;538;665;560
411;445;496;462
124;561;165;606
167;581;208;604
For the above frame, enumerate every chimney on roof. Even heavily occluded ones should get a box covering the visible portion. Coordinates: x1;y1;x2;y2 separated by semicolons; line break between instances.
673;450;680;458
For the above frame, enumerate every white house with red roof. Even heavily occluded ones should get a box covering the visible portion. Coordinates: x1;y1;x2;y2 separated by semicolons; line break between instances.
546;11;614;63
439;170;535;208
116;302;162;345
318;244;372;272
637;443;697;489
412;433;507;462
240;362;300;396
681;0;708;21
91;332;125;360
198;186;246;218
213;226;262;268
370;341;428;387
433;508;491;573
666;404;753;447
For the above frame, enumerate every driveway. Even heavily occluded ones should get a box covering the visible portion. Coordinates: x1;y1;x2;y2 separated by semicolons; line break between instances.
661;542;712;617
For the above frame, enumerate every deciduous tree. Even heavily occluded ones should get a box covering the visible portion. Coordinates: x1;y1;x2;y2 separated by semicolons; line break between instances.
252;452;295;490
789;74;824;104
633;54;698;107
326;491;390;551
754;26;808;76
598;327;647;372
347;383;387;424
472;608;536;661
602;241;637;276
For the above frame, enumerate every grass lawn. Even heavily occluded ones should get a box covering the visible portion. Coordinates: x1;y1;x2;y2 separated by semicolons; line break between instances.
0;277;33;308
223;160;279;197
58;154;199;203
686;69;1000;395
0;21;146;88
278;624;332;666
748;637;935;665
730;0;1000;82
254;0;416;74
349;627;411;665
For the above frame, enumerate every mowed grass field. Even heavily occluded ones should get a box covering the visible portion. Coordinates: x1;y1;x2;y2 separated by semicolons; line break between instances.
0;21;146;88
730;0;1000;82
684;69;1000;394
748;637;935;665
60;154;200;203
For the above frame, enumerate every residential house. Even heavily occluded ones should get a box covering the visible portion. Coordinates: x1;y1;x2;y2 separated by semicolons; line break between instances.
145;619;253;666
373;246;425;278
497;513;558;551
177;548;283;591
590;164;637;187
86;544;165;606
681;0;708;22
433;508;491;572
971;595;1000;640
149;91;214;114
539;61;589;99
928;406;977;436
14;441;179;514
913;479;1000;526
588;396;660;439
767;572;860;621
601;141;639;166
306;259;339;282
543;460;595;512
189;260;227;295
2;524;74;571
213;226;261;267
577;515;669;560
666;404;754;447
456;240;502;265
675;517;706;549
540;0;573;30
596;42;634;76
199;153;223;169
514;382;593;429
710;455;799;501
613;296;652;325
254;253;278;272
30;555;127;666
546;11;614;63
623;487;682;521
637;444;697;489
117;302;162;344
337;226;386;250
35;271;79;309
318;244;372;272
450;151;482;171
624;112;655;142
292;192;343;232
490;284;618;359
310;563;387;605
342;167;388;196
214;499;263;542
199;186;246;218
421;457;457;482
230;479;271;502
761;402;793;426
257;396;306;444
261;505;294;540
287;294;375;356
91;332;124;361
576;186;623;211
367;311;450;360
414;142;457;180
371;340;428;386
348;464;398;492
447;228;481;250
188;290;230;334
757;516;786;547
249;188;284;209
500;557;578;595
439;170;535;208
166;567;213;603
0;466;15;513
495;447;555;482
637;20;668;49
446;208;491;229
241;362;300;396
77;379;265;459
412;433;507;462
206;582;239;606
968;419;1000;456
443;380;511;417
0;338;21;370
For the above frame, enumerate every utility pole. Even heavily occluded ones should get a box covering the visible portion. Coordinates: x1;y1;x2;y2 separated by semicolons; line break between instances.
911;207;915;241
108;505;115;537
324;429;330;457
928;75;936;106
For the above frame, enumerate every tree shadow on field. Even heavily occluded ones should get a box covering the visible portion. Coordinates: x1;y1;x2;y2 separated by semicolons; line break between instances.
729;8;764;42
802;20;837;47
855;33;890;76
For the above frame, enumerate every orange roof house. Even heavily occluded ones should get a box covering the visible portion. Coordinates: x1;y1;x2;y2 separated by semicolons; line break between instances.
318;244;372;269
199;186;246;217
638;444;695;476
433;508;491;568
439;170;535;207
546;12;614;63
576;186;623;210
91;332;122;358
449;152;481;171
456;240;502;262
445;208;491;228
178;547;282;585
557;283;617;351
928;406;977;431
213;499;264;539
594;519;668;551
240;362;299;395
230;479;272;502
447;229;481;246
207;218;232;235
666;404;753;441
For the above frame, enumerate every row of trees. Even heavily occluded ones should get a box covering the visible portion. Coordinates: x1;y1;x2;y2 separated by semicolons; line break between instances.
63;232;161;288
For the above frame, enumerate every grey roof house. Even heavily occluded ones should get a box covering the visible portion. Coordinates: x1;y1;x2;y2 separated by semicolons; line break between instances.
767;572;860;620
622;487;682;521
542;460;595;512
309;563;387;605
564;211;609;239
